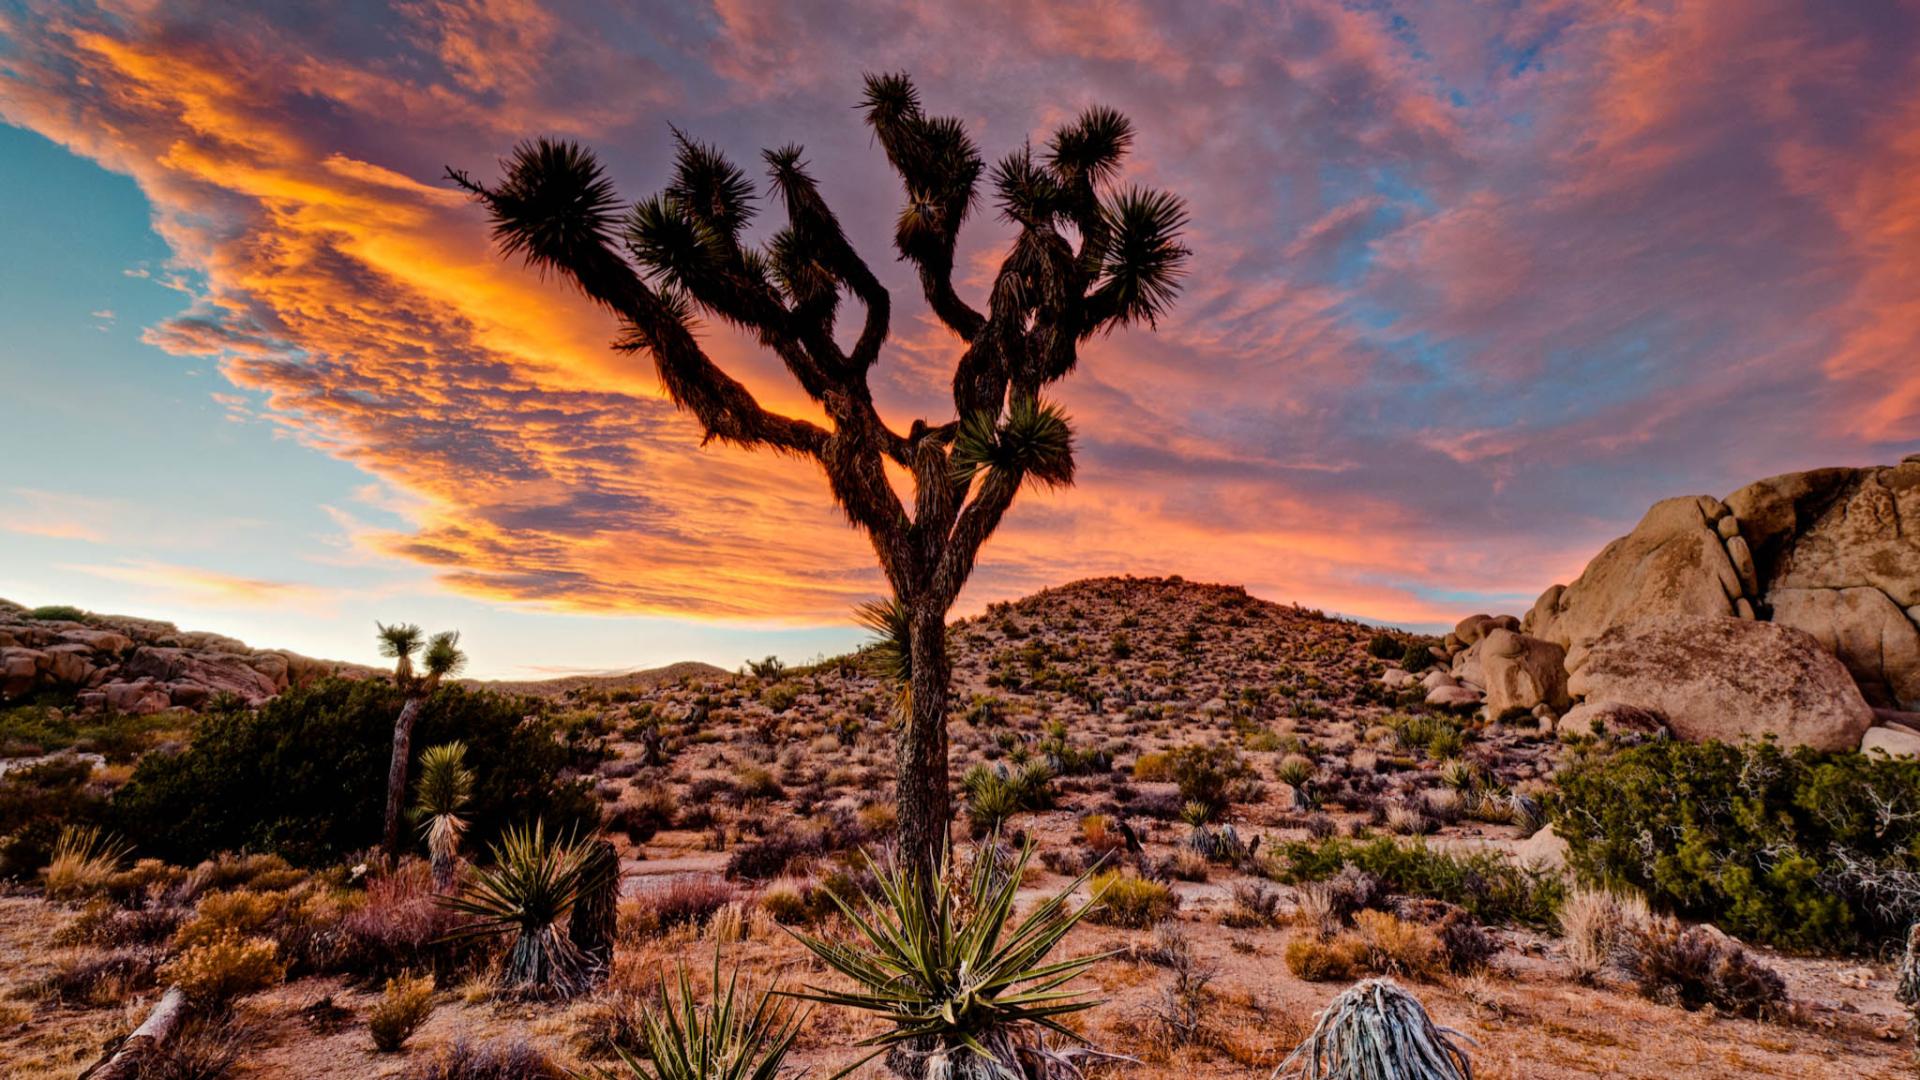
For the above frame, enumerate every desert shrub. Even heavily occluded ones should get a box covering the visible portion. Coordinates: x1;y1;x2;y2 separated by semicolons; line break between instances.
139;1016;248;1080
33;946;161;1005
29;604;90;622
369;972;437;1051
1618;916;1788;1019
1552;739;1920;952
1269;836;1562;929
1284;935;1363;981
759;682;801;713
1088;869;1179;928
444;821;608;997
732;765;786;801
340;862;460;980
1080;813;1129;857
1152;743;1251;817
608;788;677;845
1352;910;1446;981
57;899;183;948
629;875;733;934
43;824;131;900
112;678;600;866
161;932;286;1007
724;829;822;880
1558;886;1649;983
1222;881;1281;929
1366;633;1402;660
0;755;108;880
401;1038;564;1080
1399;639;1437;673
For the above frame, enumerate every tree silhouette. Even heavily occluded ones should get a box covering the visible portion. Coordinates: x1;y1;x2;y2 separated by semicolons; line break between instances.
377;622;467;861
450;73;1188;877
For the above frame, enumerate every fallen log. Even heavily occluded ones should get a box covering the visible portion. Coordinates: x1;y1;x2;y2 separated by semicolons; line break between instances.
82;984;189;1079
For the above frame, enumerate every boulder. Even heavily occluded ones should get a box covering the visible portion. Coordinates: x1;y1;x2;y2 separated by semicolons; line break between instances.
1516;825;1569;872
1449;638;1487;687
1770;587;1920;709
1426;685;1483;709
102;679;172;716
1454;614;1497;646
1528;496;1744;659
1553;700;1666;740
1480;629;1571;721
56;628;133;656
38;643;97;686
2;647;44;697
1381;668;1418;689
1861;725;1920;758
123;646;278;703
1567;614;1873;751
1420;669;1457;692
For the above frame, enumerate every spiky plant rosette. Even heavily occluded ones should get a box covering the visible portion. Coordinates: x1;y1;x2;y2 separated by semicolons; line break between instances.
596;952;805;1080
950;396;1076;492
1276;977;1475;1080
440;820;601;997
855;596;914;720
784;838;1113;1079
412;741;474;884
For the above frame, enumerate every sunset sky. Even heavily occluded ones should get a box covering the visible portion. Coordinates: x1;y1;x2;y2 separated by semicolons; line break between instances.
2;0;1916;679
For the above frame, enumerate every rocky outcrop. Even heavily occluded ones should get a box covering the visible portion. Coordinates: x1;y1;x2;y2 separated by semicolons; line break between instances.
1500;457;1920;751
1480;629;1571;721
0;600;375;714
1525;495;1750;670
1567;615;1874;751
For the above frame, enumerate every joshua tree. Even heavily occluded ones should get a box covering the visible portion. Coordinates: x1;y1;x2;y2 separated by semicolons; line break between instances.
411;741;474;890
377;622;467;861
450;73;1189;878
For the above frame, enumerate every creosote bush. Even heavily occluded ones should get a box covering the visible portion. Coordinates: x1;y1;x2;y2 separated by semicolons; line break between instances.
1618;916;1788;1019
1270;836;1562;929
1553;739;1920;952
160;931;286;1007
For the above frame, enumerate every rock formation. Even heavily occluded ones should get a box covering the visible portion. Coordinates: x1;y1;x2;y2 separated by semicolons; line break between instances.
0;600;370;715
1379;456;1920;754
1566;614;1874;751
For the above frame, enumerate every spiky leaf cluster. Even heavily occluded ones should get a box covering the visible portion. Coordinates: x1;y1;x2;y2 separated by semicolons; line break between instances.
597;954;804;1080
784;839;1109;1075
951;396;1076;490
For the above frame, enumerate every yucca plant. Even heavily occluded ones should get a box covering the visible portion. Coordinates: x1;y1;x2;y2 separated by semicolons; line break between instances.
43;824;132;901
442;821;599;997
785;839;1111;1079
412;741;475;890
1276;978;1474;1080
596;953;805;1080
380;623;467;860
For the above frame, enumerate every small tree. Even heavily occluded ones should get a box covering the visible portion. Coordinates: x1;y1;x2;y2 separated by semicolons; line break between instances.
451;73;1189;880
378;623;467;861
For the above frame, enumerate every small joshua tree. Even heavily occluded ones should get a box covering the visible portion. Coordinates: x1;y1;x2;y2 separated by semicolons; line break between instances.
451;73;1189;881
378;623;467;861
411;741;474;890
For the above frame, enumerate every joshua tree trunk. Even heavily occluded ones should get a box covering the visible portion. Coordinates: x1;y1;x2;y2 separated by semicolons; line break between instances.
381;695;426;862
898;595;953;874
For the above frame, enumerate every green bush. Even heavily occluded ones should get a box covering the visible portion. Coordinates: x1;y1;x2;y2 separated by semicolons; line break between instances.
1268;836;1563;929
0;756;107;880
1366;633;1401;660
1399;639;1436;673
1161;742;1251;816
112;678;600;866
1551;739;1920;953
28;605;90;622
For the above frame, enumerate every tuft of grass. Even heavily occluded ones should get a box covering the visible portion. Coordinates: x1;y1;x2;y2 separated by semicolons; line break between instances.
43;825;132;901
369;972;436;1052
1088;869;1179;929
1558;886;1648;984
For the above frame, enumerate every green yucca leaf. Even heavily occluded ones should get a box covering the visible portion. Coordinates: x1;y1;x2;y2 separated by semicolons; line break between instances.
782;838;1111;1077
440;820;599;995
950;397;1076;490
1090;186;1191;332
595;951;804;1080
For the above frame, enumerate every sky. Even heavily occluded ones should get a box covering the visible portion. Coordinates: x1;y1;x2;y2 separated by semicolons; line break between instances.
0;0;1915;679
